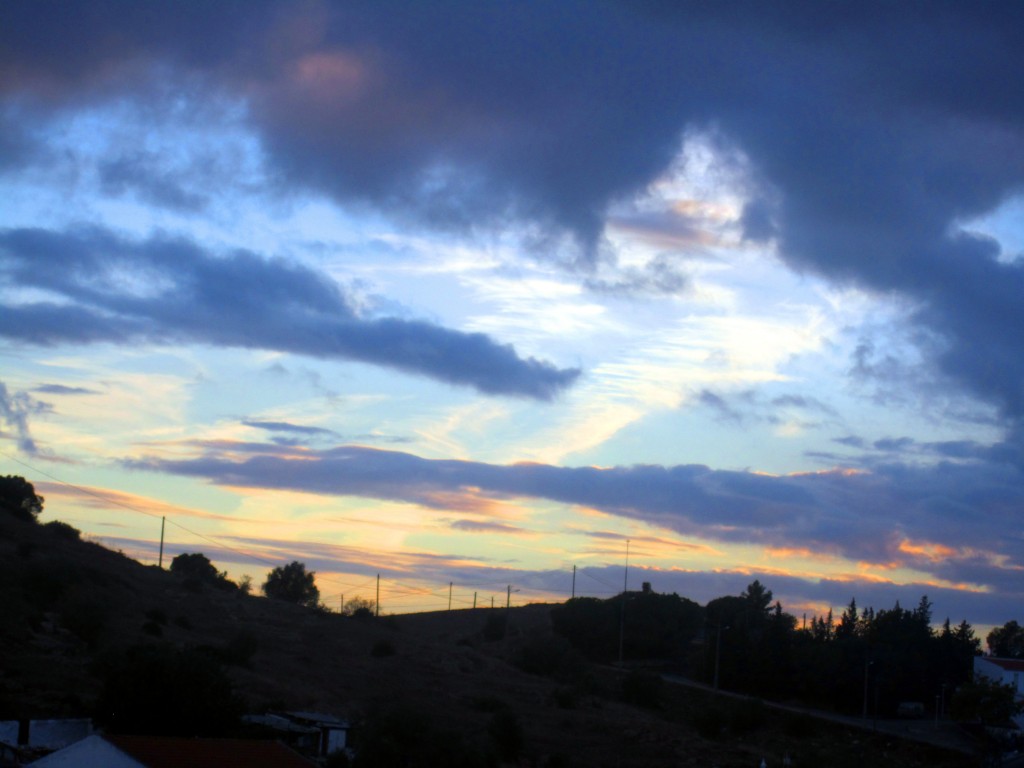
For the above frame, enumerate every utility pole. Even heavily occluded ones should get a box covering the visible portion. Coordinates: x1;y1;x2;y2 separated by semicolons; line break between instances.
375;574;380;617
862;658;873;719
341;594;344;614
713;624;729;690
473;591;477;609
618;540;629;666
158;516;165;568
571;564;576;599
448;582;453;611
506;584;512;610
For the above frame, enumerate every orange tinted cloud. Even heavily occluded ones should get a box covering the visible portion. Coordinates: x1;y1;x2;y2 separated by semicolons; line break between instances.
36;481;253;523
897;539;960;562
765;545;833;562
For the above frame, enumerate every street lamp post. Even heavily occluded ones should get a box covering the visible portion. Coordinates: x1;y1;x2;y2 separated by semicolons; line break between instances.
713;624;729;690
862;659;874;720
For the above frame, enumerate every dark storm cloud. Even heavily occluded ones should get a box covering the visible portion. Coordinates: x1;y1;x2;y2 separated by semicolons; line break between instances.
130;440;1024;597
98;152;209;212
0;226;579;399
4;3;1024;419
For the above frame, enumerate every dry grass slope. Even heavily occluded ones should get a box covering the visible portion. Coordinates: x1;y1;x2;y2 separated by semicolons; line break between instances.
0;514;976;767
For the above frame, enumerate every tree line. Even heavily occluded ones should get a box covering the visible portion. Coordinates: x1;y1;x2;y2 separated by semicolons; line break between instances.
552;579;1023;724
4;474;1021;724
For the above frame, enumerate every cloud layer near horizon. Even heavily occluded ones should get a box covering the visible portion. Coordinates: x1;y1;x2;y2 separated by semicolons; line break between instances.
130;439;1024;603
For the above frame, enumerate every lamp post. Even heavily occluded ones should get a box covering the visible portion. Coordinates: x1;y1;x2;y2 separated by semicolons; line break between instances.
862;659;874;720
713;624;729;690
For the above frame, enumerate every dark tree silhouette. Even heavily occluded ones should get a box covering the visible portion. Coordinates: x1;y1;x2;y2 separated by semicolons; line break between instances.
951;674;1024;726
987;620;1024;658
170;552;235;591
0;475;44;522
96;644;241;736
170;552;219;581
262;560;320;608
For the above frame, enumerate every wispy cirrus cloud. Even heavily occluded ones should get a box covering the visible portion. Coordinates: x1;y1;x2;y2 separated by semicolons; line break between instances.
0;380;47;455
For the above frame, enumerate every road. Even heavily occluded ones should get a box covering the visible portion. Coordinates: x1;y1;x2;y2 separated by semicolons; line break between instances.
661;673;980;755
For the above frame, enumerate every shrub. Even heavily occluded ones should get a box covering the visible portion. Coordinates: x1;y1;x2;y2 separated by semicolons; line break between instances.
482;612;506;641
44;520;81;540
95;643;242;736
142;621;163;637
262;561;319;608
371;640;395;657
551;686;580;710
690;705;726;739
514;632;584;681
224;631;259;666
488;709;523;762
728;698;766;734
621;669;664;709
57;590;109;648
469;696;508;713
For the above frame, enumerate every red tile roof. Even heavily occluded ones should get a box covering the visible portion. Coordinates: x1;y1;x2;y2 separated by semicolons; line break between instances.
105;736;317;768
985;657;1024;672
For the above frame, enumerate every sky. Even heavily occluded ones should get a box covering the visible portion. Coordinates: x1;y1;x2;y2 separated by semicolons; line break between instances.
1;1;1023;629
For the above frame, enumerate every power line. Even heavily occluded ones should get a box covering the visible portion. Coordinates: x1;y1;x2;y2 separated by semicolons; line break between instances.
1;451;629;614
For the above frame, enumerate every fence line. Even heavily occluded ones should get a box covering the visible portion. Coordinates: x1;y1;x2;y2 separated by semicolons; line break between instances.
1;454;635;615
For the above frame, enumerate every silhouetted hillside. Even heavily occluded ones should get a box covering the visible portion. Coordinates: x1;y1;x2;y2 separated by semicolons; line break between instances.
0;512;976;767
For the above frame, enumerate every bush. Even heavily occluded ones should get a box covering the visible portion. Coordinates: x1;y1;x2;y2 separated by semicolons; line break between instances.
488;709;523;762
621;669;664;709
224;631;259;666
0;475;44;522
371;640;395;658
482;612;506;641
344;597;376;617
262;561;319;608
514;632;583;680
171;553;236;592
551;686;580;709
44;520;81;540
57;590;109;648
690;705;726;739
95;643;242;736
141;621;163;637
728;698;766;734
469;696;508;713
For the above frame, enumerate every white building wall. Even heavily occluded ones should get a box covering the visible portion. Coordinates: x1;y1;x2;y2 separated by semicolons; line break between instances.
28;719;93;749
0;721;18;745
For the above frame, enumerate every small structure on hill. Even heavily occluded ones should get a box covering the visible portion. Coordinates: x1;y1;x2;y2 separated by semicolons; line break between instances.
242;711;349;757
28;735;316;767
